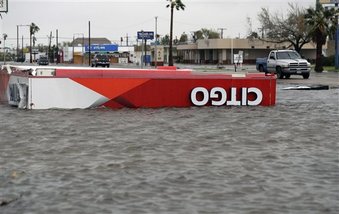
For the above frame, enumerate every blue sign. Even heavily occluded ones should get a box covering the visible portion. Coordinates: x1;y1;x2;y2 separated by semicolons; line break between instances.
137;31;154;40
85;44;118;52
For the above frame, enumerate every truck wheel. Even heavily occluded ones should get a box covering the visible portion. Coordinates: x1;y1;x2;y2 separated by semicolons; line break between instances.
276;67;284;79
259;65;264;72
285;74;290;79
303;73;310;79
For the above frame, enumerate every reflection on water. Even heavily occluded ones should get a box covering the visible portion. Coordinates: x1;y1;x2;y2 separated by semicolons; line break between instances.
0;86;338;214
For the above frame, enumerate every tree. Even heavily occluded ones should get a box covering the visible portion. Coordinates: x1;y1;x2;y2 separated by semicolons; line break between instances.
30;23;40;63
166;0;185;66
201;28;220;39
160;34;170;45
179;32;188;43
247;32;259;40
191;29;220;42
305;4;337;72
37;44;46;52
193;30;204;41
254;3;311;53
3;34;8;63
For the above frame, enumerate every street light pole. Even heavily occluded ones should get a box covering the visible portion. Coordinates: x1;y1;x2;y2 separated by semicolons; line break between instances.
16;25;19;62
231;37;233;64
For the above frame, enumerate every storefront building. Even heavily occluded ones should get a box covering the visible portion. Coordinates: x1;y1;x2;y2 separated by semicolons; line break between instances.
176;38;319;64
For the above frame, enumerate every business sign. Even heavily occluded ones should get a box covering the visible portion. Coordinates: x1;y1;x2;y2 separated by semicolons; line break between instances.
85;45;118;52
234;51;244;64
85;44;118;52
190;87;263;106
319;0;339;4
0;0;8;12
156;46;164;61
137;31;154;40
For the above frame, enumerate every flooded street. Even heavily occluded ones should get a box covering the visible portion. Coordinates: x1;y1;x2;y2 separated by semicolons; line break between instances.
2;0;338;212
0;81;338;213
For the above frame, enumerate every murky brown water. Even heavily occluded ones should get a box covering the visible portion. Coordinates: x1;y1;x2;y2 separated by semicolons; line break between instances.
0;85;338;214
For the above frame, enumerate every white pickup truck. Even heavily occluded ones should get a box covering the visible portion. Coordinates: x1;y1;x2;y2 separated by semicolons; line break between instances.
256;50;311;79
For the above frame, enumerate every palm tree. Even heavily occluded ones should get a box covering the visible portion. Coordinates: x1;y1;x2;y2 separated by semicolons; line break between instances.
3;33;8;64
30;23;40;63
166;0;185;66
304;4;337;72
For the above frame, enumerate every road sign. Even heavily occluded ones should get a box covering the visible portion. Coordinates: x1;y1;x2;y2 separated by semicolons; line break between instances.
0;0;8;12
137;31;154;40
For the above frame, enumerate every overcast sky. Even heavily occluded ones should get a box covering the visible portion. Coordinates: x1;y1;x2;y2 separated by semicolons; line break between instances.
1;0;316;47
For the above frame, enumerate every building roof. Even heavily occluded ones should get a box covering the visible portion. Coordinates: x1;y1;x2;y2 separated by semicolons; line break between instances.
177;38;318;50
71;37;112;46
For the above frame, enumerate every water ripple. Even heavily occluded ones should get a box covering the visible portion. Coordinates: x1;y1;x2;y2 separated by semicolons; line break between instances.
0;87;338;214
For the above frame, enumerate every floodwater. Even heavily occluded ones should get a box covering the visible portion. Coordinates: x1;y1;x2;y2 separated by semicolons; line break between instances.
0;85;338;214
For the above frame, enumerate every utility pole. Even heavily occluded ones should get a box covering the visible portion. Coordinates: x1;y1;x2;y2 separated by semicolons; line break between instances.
17;25;19;62
141;30;144;68
47;31;53;63
82;35;85;64
218;28;227;39
3;34;7;65
335;2;338;69
88;21;91;66
144;38;147;67
155;16;158;68
29;25;32;63
72;35;74;64
126;33;129;46
56;29;59;64
21;35;23;62
16;24;30;62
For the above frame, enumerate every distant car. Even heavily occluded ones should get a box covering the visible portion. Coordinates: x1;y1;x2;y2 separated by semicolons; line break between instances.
37;56;49;66
16;56;26;63
91;54;110;67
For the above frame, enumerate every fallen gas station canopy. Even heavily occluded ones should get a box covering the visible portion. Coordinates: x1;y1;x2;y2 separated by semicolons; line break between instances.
0;65;276;110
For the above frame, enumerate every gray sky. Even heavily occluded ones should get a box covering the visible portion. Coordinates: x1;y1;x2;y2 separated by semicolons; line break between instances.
1;0;316;47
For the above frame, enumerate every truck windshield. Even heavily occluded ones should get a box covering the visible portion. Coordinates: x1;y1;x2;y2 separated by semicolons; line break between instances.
97;55;108;60
276;51;301;60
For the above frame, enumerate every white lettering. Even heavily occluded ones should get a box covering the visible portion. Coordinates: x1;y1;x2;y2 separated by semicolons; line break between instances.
191;87;209;106
241;88;247;106
210;87;227;106
227;87;241;106
247;87;263;106
190;87;263;106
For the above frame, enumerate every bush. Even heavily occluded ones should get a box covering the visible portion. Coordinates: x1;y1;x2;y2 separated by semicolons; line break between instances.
323;55;335;66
